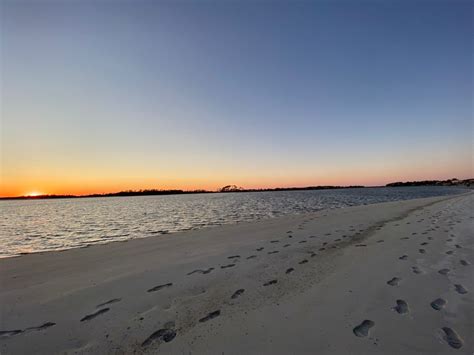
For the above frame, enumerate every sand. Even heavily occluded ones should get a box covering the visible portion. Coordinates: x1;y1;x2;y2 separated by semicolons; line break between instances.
1;192;473;354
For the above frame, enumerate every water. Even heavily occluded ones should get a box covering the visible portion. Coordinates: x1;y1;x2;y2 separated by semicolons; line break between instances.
0;186;467;258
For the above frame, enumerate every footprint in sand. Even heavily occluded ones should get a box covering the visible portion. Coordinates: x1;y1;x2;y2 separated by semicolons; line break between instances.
393;300;409;314
399;255;408;260
231;289;245;299
187;268;214;275
283;244;291;248
430;298;447;311
96;298;121;308
221;264;235;269
299;259;308;264
142;322;177;347
299;240;307;244
441;327;463;349
268;251;279;255
419;249;426;254
353;320;375;337
420;242;428;246
387;277;401;286
460;259;470;266
270;240;279;244
286;268;294;274
25;322;56;332
256;247;264;251
80;308;110;322
454;284;468;295
199;310;220;323
412;266;422;274
438;268;450;275
147;283;173;292
228;255;241;259
0;329;23;338
246;255;257;259
454;244;462;249
0;322;56;338
263;280;277;286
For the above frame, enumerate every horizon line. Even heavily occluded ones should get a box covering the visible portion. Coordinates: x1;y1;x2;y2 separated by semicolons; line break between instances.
1;178;471;200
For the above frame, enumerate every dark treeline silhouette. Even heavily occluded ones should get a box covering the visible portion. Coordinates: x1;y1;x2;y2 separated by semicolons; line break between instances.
218;185;364;192
1;189;210;200
88;189;210;197
386;178;473;187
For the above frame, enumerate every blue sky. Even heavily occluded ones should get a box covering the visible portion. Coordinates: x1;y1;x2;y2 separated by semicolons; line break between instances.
1;0;472;195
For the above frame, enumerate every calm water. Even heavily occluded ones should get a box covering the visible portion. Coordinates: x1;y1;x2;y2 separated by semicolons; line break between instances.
0;186;467;258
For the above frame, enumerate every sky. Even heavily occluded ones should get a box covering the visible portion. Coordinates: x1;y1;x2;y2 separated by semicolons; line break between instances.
1;0;472;197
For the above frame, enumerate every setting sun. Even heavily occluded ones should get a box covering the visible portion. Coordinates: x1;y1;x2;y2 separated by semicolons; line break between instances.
25;191;43;197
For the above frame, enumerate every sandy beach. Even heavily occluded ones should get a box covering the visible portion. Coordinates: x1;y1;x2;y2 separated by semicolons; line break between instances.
1;192;472;354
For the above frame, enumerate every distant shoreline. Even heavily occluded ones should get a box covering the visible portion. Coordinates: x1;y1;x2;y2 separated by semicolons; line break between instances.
0;185;365;200
0;178;471;200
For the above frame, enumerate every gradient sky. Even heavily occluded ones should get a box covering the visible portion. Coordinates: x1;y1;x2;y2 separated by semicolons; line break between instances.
1;0;472;196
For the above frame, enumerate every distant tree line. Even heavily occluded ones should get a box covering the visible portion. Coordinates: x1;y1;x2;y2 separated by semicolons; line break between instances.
386;178;473;187
218;185;365;192
88;189;210;197
0;189;210;200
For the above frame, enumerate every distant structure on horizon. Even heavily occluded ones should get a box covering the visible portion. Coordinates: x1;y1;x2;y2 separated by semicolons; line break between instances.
219;185;245;192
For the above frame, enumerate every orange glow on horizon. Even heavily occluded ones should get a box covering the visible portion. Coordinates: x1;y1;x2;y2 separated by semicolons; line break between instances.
1;167;471;198
1;149;471;198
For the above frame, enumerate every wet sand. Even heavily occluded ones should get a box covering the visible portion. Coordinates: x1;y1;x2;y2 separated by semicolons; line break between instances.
1;192;473;354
